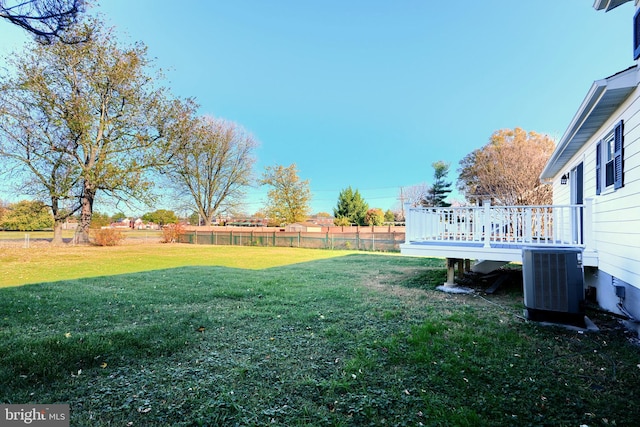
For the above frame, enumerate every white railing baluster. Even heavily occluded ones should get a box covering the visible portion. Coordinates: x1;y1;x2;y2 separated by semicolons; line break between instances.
405;202;587;248
552;207;556;243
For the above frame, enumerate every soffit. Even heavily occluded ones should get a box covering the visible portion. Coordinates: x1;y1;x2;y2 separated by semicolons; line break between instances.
540;66;638;180
593;0;633;11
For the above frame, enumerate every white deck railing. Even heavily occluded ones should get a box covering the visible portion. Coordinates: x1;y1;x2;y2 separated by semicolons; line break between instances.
405;199;594;249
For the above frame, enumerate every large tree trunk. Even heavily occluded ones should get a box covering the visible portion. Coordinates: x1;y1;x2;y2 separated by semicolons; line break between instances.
52;220;65;245
75;183;95;245
50;198;65;246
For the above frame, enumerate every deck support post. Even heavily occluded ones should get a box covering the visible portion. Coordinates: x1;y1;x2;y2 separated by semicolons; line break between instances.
444;258;465;287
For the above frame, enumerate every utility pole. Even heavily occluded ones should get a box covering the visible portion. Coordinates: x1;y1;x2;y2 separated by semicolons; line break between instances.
398;186;405;220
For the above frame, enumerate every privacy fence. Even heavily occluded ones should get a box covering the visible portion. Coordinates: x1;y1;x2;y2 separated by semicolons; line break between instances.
178;228;405;251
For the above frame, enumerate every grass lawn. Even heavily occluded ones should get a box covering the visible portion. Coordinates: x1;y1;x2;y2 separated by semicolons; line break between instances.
0;244;349;288
1;245;640;426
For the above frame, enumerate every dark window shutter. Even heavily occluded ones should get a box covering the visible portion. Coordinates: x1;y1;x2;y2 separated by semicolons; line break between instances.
614;120;624;189
635;8;640;60
596;141;602;195
576;163;583;205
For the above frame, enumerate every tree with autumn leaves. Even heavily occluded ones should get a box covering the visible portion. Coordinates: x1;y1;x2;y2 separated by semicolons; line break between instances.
457;128;555;206
0;16;181;244
0;15;258;243
260;164;311;226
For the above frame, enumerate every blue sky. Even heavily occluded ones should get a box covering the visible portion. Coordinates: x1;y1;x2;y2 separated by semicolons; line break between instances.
0;0;634;215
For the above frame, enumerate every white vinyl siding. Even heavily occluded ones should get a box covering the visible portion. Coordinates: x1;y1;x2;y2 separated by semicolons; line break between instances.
553;86;640;291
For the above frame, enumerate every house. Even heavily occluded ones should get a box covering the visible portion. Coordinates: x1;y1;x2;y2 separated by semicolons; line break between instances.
401;0;640;328
284;222;323;233
109;218;133;229
306;214;335;227
225;217;269;227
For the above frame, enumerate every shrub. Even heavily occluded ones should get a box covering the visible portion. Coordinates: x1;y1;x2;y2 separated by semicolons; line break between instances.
365;208;384;226
334;216;351;227
92;228;125;246
162;222;185;243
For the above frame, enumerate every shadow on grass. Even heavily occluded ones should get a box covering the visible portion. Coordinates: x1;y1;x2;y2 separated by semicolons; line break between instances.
0;254;437;388
1;254;639;426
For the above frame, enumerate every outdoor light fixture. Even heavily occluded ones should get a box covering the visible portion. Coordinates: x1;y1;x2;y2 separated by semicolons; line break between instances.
561;173;569;185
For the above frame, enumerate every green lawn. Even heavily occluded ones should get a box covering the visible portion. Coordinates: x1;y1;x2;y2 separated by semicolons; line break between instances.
0;244;352;288
1;245;639;426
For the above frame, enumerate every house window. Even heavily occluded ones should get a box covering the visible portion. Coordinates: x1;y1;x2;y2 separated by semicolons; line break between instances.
604;133;615;187
596;120;624;195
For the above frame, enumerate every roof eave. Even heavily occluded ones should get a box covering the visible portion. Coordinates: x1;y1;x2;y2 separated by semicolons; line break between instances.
540;66;638;181
593;0;633;12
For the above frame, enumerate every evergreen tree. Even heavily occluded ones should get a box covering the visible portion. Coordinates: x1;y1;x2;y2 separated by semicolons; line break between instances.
333;187;369;226
425;161;452;207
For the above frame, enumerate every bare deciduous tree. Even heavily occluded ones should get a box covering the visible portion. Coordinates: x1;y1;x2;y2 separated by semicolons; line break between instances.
457;128;555;205
166;115;258;226
0;0;84;44
401;183;431;207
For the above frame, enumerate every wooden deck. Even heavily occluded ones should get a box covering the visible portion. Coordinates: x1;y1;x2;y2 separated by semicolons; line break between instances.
400;200;598;267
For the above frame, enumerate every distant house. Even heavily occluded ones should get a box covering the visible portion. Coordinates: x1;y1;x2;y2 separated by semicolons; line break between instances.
402;0;640;328
306;215;335;227
109;219;132;229
104;218;159;230
284;222;323;233
225;217;268;227
134;218;160;230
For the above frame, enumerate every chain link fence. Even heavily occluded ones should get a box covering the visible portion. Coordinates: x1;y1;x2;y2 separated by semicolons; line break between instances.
178;229;405;252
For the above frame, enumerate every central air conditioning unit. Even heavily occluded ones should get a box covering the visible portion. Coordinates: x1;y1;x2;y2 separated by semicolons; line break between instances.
522;247;585;326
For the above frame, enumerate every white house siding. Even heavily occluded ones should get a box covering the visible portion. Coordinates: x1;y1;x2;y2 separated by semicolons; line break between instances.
552;85;640;322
